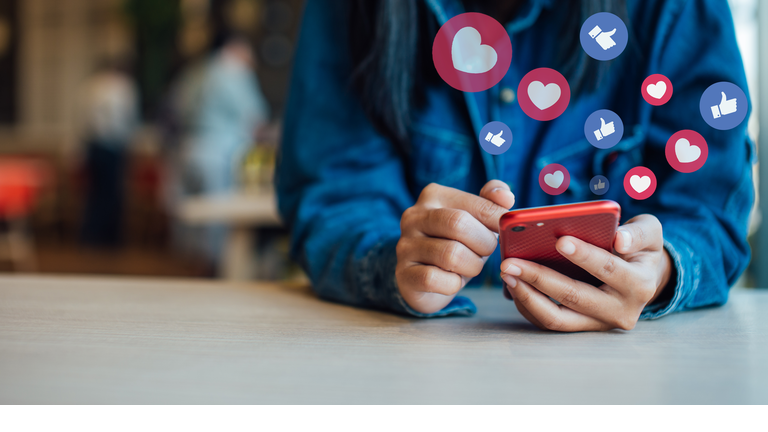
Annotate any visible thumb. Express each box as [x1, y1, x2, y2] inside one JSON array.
[[494, 130, 504, 138], [721, 92, 727, 104], [600, 118, 606, 128], [479, 180, 515, 210], [603, 28, 617, 37]]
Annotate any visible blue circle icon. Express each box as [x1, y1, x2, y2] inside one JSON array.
[[479, 121, 512, 155], [580, 13, 628, 61], [589, 175, 610, 196], [699, 82, 748, 131], [585, 109, 623, 149]]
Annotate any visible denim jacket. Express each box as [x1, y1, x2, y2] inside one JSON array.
[[276, 0, 754, 319]]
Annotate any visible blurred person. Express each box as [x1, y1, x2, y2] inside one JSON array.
[[80, 59, 139, 248], [276, 0, 754, 331], [167, 33, 269, 269]]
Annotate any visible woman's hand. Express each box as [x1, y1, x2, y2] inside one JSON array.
[[501, 214, 673, 332], [397, 181, 515, 314]]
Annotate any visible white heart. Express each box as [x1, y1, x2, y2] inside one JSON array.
[[544, 170, 564, 189], [646, 81, 667, 99], [451, 27, 498, 74], [674, 138, 701, 163], [527, 81, 561, 110], [630, 175, 651, 193]]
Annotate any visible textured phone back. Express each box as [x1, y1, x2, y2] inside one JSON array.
[[501, 212, 618, 286]]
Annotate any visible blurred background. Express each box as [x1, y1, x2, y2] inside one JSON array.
[[0, 0, 766, 287]]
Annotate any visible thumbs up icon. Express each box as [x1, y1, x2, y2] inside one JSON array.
[[593, 118, 616, 141], [711, 92, 738, 119], [594, 178, 605, 190], [589, 25, 617, 51], [485, 130, 506, 147]]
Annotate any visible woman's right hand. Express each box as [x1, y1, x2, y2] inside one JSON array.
[[396, 181, 515, 314]]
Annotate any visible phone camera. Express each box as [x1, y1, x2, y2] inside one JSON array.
[[512, 226, 526, 232]]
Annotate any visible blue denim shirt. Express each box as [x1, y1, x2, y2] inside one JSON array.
[[276, 0, 754, 319]]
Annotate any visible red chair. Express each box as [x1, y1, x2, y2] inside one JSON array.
[[0, 159, 47, 271]]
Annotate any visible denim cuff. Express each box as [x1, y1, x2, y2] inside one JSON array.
[[361, 236, 477, 318], [639, 235, 698, 320]]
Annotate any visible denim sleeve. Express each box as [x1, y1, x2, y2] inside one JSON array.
[[631, 0, 755, 319], [275, 0, 475, 317]]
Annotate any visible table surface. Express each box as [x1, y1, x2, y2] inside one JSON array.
[[176, 189, 281, 226], [1, 275, 766, 404]]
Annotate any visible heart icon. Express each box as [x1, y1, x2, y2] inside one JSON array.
[[630, 175, 651, 193], [544, 170, 564, 188], [674, 138, 700, 163], [646, 81, 667, 99], [451, 27, 498, 74], [527, 81, 561, 110]]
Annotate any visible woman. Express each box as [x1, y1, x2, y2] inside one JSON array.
[[276, 0, 753, 331]]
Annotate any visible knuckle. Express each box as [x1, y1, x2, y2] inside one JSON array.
[[440, 242, 462, 272], [395, 237, 409, 258], [421, 183, 441, 200], [419, 267, 441, 292], [400, 207, 417, 229], [475, 199, 500, 223], [559, 285, 581, 308], [445, 209, 470, 232], [542, 315, 565, 332], [614, 315, 637, 331], [600, 255, 618, 277]]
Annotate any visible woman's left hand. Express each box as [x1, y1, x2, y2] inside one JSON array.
[[501, 214, 673, 332]]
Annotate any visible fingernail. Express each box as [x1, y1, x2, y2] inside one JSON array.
[[491, 187, 503, 193], [502, 274, 517, 288], [559, 239, 576, 255], [619, 228, 632, 249], [502, 263, 521, 276], [502, 283, 514, 300]]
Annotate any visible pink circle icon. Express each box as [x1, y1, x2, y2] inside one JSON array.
[[538, 163, 570, 195], [665, 130, 708, 173], [518, 68, 571, 121], [432, 13, 512, 93], [641, 74, 673, 106], [623, 167, 657, 200]]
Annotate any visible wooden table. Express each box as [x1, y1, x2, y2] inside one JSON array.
[[175, 190, 281, 280], [1, 275, 766, 404]]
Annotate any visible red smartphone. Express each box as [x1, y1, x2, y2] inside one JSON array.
[[499, 200, 621, 286]]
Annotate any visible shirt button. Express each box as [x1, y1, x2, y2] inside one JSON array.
[[500, 87, 516, 104]]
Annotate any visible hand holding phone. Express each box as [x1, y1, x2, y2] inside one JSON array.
[[499, 202, 673, 333]]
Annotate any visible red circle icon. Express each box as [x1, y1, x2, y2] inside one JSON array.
[[623, 167, 657, 200], [538, 163, 570, 195], [641, 74, 673, 106], [665, 130, 708, 173], [518, 68, 571, 121], [432, 13, 512, 93]]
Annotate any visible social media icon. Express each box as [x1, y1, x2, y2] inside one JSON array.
[[590, 175, 610, 196], [479, 121, 512, 155], [452, 27, 497, 74], [433, 13, 512, 92], [518, 68, 570, 121], [665, 130, 708, 173], [538, 163, 570, 195], [641, 74, 673, 106], [699, 82, 748, 130], [623, 167, 657, 200], [711, 92, 738, 118], [580, 13, 627, 61], [585, 109, 623, 149]]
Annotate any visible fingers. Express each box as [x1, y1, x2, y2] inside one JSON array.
[[399, 236, 485, 278], [421, 183, 510, 232], [479, 180, 515, 209], [502, 256, 624, 322], [397, 264, 462, 297], [614, 214, 663, 255], [403, 207, 498, 256], [507, 277, 607, 332]]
